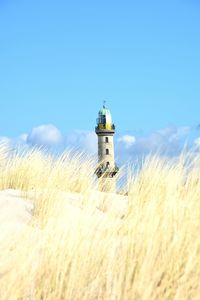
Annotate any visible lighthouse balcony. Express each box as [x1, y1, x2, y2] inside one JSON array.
[[95, 124, 115, 134]]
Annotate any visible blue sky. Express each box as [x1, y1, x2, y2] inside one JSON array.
[[0, 0, 200, 163]]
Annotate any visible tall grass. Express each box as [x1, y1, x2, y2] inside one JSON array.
[[0, 143, 200, 299]]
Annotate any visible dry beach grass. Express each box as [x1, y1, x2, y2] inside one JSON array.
[[0, 143, 200, 299]]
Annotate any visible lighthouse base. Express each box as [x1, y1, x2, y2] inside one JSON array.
[[98, 177, 116, 193]]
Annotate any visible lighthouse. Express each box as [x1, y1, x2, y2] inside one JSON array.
[[95, 102, 119, 192]]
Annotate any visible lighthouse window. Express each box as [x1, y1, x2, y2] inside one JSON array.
[[105, 137, 109, 143], [106, 149, 109, 155]]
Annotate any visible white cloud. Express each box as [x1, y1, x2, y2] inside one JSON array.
[[157, 126, 191, 143], [19, 134, 28, 142], [118, 135, 136, 148], [27, 124, 64, 147], [26, 126, 97, 154], [66, 130, 97, 154], [115, 126, 197, 164], [1, 124, 199, 166], [0, 136, 12, 144], [194, 137, 200, 147]]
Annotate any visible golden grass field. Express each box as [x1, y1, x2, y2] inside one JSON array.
[[0, 142, 200, 300]]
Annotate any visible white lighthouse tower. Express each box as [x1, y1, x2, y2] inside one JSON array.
[[95, 102, 118, 192]]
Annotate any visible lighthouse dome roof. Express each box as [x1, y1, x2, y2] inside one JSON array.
[[97, 104, 112, 124], [98, 105, 111, 116]]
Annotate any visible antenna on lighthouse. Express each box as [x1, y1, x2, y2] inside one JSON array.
[[103, 100, 106, 108]]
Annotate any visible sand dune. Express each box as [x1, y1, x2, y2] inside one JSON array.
[[0, 189, 127, 236]]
